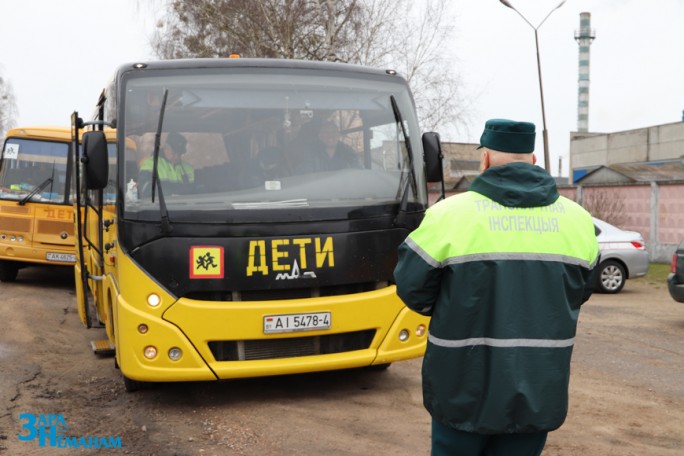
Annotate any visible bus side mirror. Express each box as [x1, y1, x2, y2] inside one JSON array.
[[422, 132, 444, 183], [82, 131, 109, 190]]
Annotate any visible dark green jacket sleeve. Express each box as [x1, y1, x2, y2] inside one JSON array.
[[581, 254, 600, 304], [394, 241, 442, 316]]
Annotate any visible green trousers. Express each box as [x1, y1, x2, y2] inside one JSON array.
[[431, 419, 548, 456]]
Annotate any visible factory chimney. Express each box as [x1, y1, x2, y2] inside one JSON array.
[[575, 12, 596, 132]]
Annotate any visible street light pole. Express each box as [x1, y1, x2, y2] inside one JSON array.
[[499, 0, 566, 174]]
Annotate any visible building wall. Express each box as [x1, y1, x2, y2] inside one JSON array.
[[440, 141, 480, 187], [606, 129, 649, 164], [650, 123, 684, 161], [570, 132, 608, 169], [570, 121, 684, 181]]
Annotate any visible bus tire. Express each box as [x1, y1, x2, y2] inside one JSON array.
[[366, 363, 391, 371], [123, 375, 147, 393], [0, 261, 19, 282]]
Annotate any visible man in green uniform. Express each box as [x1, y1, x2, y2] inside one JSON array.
[[394, 119, 599, 455]]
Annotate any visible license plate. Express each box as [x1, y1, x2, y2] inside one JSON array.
[[46, 252, 76, 263], [264, 312, 331, 334]]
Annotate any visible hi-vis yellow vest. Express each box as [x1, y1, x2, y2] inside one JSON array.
[[140, 157, 194, 184]]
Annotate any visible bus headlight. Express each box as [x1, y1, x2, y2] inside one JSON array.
[[416, 324, 426, 337], [398, 329, 410, 342], [147, 293, 161, 307], [143, 345, 157, 359]]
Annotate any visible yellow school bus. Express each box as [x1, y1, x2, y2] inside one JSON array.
[[0, 127, 77, 281], [73, 58, 445, 391]]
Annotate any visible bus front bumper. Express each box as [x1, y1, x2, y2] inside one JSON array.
[[116, 287, 428, 382]]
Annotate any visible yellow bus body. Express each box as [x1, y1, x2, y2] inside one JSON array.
[[74, 59, 437, 389], [76, 227, 428, 382], [110, 251, 426, 382], [0, 127, 76, 281]]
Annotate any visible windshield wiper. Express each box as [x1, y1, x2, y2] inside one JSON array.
[[390, 95, 418, 226], [151, 88, 172, 235], [18, 177, 53, 206], [19, 161, 56, 206]]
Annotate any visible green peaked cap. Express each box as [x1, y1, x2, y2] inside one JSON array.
[[478, 118, 536, 153]]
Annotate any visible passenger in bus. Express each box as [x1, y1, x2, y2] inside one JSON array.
[[294, 121, 360, 173], [257, 147, 290, 180], [238, 146, 290, 189], [138, 132, 195, 195]]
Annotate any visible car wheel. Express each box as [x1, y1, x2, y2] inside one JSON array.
[[0, 261, 19, 282], [596, 260, 626, 294]]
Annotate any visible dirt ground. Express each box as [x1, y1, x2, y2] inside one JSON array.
[[1, 266, 683, 455]]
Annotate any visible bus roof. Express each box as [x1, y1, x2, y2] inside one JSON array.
[[5, 126, 72, 142], [4, 127, 118, 143], [115, 58, 406, 81]]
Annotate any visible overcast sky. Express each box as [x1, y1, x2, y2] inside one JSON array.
[[1, 0, 683, 176]]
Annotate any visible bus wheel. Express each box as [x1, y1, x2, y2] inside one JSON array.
[[365, 363, 391, 371], [123, 375, 147, 393], [0, 261, 19, 282]]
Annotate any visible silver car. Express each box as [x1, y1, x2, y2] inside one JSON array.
[[593, 217, 649, 293]]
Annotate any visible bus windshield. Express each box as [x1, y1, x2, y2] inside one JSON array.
[[120, 69, 427, 220], [0, 137, 69, 204]]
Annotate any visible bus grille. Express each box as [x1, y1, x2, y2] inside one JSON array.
[[37, 220, 73, 236], [0, 206, 29, 214], [0, 218, 31, 232], [208, 330, 376, 361]]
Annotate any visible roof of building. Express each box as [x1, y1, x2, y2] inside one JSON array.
[[575, 161, 684, 184]]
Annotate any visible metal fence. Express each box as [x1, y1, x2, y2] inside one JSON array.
[[559, 182, 684, 263]]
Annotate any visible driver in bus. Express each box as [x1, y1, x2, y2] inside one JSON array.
[[294, 120, 360, 173]]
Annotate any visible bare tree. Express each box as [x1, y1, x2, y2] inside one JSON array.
[[581, 188, 626, 226], [0, 71, 18, 139], [151, 0, 364, 61], [149, 0, 469, 133]]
